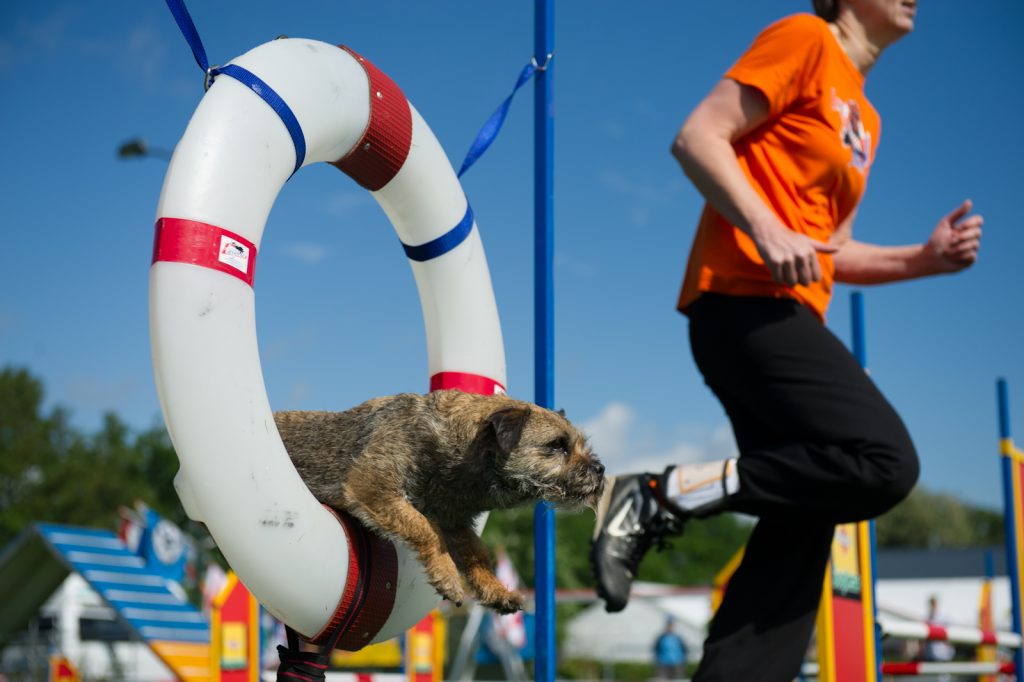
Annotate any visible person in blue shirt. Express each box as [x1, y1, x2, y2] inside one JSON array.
[[654, 617, 688, 680]]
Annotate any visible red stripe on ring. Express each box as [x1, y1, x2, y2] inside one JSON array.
[[430, 372, 506, 396], [331, 46, 412, 191], [152, 218, 257, 287]]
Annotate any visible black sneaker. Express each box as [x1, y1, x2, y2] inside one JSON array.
[[589, 473, 685, 612]]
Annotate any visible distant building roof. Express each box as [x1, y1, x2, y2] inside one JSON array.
[[876, 546, 1005, 579]]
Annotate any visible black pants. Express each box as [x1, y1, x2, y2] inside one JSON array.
[[686, 294, 919, 682]]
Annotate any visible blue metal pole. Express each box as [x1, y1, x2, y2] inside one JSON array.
[[997, 378, 1023, 678], [850, 291, 866, 368], [533, 1, 556, 680], [850, 291, 882, 680], [999, 378, 1013, 441]]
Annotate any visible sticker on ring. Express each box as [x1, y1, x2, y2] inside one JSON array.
[[219, 235, 252, 273]]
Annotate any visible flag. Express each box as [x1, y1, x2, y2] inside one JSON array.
[[116, 502, 146, 553], [491, 547, 527, 650], [202, 562, 229, 613]]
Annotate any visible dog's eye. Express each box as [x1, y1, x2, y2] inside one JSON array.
[[546, 437, 570, 456]]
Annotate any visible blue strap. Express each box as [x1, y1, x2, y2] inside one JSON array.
[[458, 56, 549, 178], [163, 0, 306, 174], [402, 204, 474, 262], [163, 0, 210, 73], [218, 65, 306, 173]]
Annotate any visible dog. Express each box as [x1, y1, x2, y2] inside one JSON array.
[[274, 390, 605, 614]]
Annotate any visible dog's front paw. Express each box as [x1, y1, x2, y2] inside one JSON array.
[[435, 581, 466, 607], [479, 587, 524, 615], [423, 558, 466, 607]]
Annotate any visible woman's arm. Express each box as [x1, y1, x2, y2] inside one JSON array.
[[833, 200, 983, 284], [671, 78, 837, 287]]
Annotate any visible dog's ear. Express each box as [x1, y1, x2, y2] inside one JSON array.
[[556, 407, 566, 418], [486, 406, 530, 455]]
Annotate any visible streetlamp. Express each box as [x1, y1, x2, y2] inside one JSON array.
[[117, 137, 172, 161]]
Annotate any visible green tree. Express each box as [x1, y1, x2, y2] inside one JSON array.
[[481, 505, 752, 590], [0, 367, 77, 544], [132, 422, 192, 527], [0, 366, 186, 547], [876, 487, 1004, 549], [38, 412, 160, 532], [636, 513, 752, 585]]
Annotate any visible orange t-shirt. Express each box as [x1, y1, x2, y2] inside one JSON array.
[[677, 13, 880, 321]]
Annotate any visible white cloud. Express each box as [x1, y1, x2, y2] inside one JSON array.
[[598, 169, 682, 203], [263, 325, 316, 361], [582, 401, 737, 476], [0, 40, 12, 72], [582, 402, 636, 462], [282, 242, 329, 264], [287, 380, 313, 404], [326, 191, 373, 217], [78, 23, 168, 88], [66, 374, 139, 409], [554, 251, 597, 278], [123, 25, 168, 86], [0, 7, 76, 70], [630, 206, 649, 228], [599, 118, 626, 140], [629, 98, 663, 121], [17, 7, 75, 51]]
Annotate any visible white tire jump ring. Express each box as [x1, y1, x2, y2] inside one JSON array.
[[149, 39, 506, 644]]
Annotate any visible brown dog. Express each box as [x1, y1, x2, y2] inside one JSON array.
[[274, 390, 605, 614]]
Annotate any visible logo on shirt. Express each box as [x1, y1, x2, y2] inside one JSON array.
[[831, 88, 872, 172]]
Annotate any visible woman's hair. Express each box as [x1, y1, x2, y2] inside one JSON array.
[[812, 0, 841, 22]]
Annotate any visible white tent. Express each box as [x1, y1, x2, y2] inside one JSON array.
[[875, 576, 1013, 631], [561, 575, 1017, 666], [562, 584, 711, 664]]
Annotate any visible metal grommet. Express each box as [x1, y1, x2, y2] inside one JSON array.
[[362, 143, 371, 151], [531, 52, 554, 72], [203, 65, 220, 92]]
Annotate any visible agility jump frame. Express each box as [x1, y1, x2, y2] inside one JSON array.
[[814, 297, 1024, 680]]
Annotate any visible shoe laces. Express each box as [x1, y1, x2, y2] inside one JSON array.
[[615, 486, 683, 569], [643, 475, 684, 549], [647, 509, 684, 552]]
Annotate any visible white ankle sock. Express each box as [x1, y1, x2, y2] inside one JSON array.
[[664, 459, 738, 513]]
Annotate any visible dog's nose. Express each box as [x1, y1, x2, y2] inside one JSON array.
[[591, 461, 605, 477]]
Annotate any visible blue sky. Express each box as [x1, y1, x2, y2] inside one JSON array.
[[1, 1, 1022, 510]]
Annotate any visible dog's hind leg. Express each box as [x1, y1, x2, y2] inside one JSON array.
[[445, 526, 523, 614]]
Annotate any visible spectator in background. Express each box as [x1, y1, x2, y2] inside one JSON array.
[[922, 594, 955, 664], [653, 617, 688, 680]]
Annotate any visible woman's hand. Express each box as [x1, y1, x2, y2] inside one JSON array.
[[751, 218, 839, 287], [923, 199, 983, 274]]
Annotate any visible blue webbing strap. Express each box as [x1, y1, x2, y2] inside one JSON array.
[[163, 0, 306, 174], [217, 64, 307, 173], [163, 0, 209, 73], [457, 55, 551, 178], [402, 204, 474, 262]]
